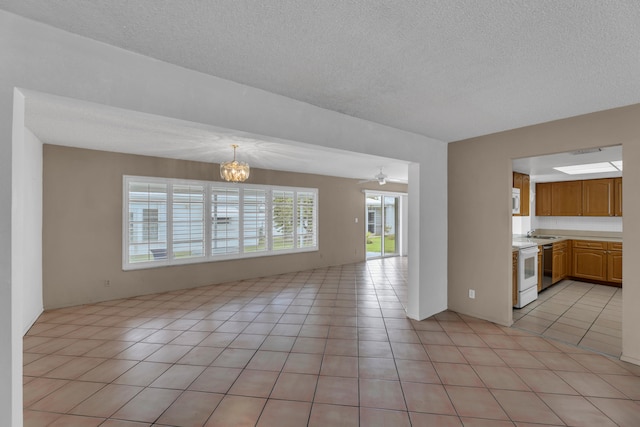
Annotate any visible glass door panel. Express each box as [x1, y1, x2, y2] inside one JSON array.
[[366, 194, 399, 259], [383, 196, 399, 256], [366, 195, 382, 258]]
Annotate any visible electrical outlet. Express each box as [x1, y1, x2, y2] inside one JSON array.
[[104, 280, 111, 287], [468, 289, 475, 299]]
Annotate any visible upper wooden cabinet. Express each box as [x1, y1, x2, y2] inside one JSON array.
[[535, 178, 622, 217], [615, 177, 623, 216], [512, 172, 530, 216], [513, 172, 522, 190], [521, 174, 530, 216], [551, 181, 583, 216], [583, 178, 614, 216], [536, 182, 552, 216]]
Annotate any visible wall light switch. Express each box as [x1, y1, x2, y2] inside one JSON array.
[[468, 289, 475, 299], [355, 217, 358, 223]]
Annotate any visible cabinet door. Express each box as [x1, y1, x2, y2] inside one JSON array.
[[607, 242, 622, 285], [551, 181, 583, 216], [521, 174, 530, 216], [513, 172, 523, 217], [513, 172, 523, 189], [552, 242, 568, 284], [607, 251, 622, 284], [512, 252, 518, 306], [536, 183, 552, 216], [572, 248, 607, 281], [537, 247, 543, 291], [582, 178, 614, 216], [615, 177, 622, 217]]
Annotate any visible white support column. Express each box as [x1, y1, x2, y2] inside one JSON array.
[[5, 89, 25, 427], [406, 154, 448, 320]]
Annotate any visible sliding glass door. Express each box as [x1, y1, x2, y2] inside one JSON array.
[[366, 193, 399, 259]]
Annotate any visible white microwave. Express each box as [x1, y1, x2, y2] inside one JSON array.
[[512, 188, 521, 214]]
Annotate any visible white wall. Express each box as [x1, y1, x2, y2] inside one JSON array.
[[17, 128, 43, 333], [533, 216, 623, 233], [0, 10, 448, 425], [512, 216, 532, 235]]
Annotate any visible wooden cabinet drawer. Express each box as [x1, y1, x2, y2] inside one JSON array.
[[572, 240, 607, 250], [608, 242, 622, 251], [553, 241, 568, 251]]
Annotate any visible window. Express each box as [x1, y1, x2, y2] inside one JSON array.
[[124, 176, 318, 269]]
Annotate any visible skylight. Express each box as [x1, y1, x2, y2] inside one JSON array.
[[554, 161, 622, 175]]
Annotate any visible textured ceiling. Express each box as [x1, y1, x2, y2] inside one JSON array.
[[3, 0, 640, 143]]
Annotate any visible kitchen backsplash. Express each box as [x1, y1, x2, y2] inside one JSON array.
[[512, 216, 532, 235], [532, 216, 622, 232]]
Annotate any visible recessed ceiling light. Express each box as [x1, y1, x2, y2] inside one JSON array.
[[553, 162, 618, 175], [611, 160, 623, 171]]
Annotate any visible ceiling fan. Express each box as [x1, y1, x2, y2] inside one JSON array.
[[358, 167, 390, 185]]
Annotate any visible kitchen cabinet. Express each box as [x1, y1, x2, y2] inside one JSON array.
[[583, 178, 614, 216], [572, 241, 607, 282], [512, 251, 518, 306], [607, 242, 623, 285], [552, 241, 568, 284], [536, 182, 552, 216], [521, 174, 530, 216], [614, 177, 623, 216], [536, 178, 622, 217], [513, 172, 522, 191], [551, 181, 583, 216], [513, 172, 530, 216], [572, 240, 621, 286], [537, 245, 543, 291]]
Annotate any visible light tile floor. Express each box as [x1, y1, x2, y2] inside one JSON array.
[[513, 280, 622, 357], [24, 257, 640, 426]]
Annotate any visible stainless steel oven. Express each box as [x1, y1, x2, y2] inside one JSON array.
[[541, 244, 553, 290]]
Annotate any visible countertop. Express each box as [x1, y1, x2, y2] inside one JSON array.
[[512, 233, 622, 252]]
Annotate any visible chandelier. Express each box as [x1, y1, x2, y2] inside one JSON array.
[[220, 144, 250, 182]]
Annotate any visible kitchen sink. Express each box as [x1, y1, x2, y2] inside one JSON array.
[[531, 236, 561, 239]]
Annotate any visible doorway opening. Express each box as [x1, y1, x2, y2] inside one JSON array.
[[365, 192, 403, 259], [510, 146, 623, 357]]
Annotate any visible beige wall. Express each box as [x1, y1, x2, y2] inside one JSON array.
[[448, 104, 640, 364], [43, 144, 407, 309]]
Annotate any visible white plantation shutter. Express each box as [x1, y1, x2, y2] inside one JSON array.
[[272, 190, 295, 250], [172, 184, 205, 259], [297, 191, 317, 248], [243, 189, 268, 253], [126, 181, 168, 264], [123, 176, 318, 270], [211, 186, 240, 255]]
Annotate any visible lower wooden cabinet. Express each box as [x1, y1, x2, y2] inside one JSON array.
[[552, 241, 568, 284], [537, 246, 543, 291], [572, 240, 622, 286], [512, 251, 518, 306], [608, 242, 623, 284]]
